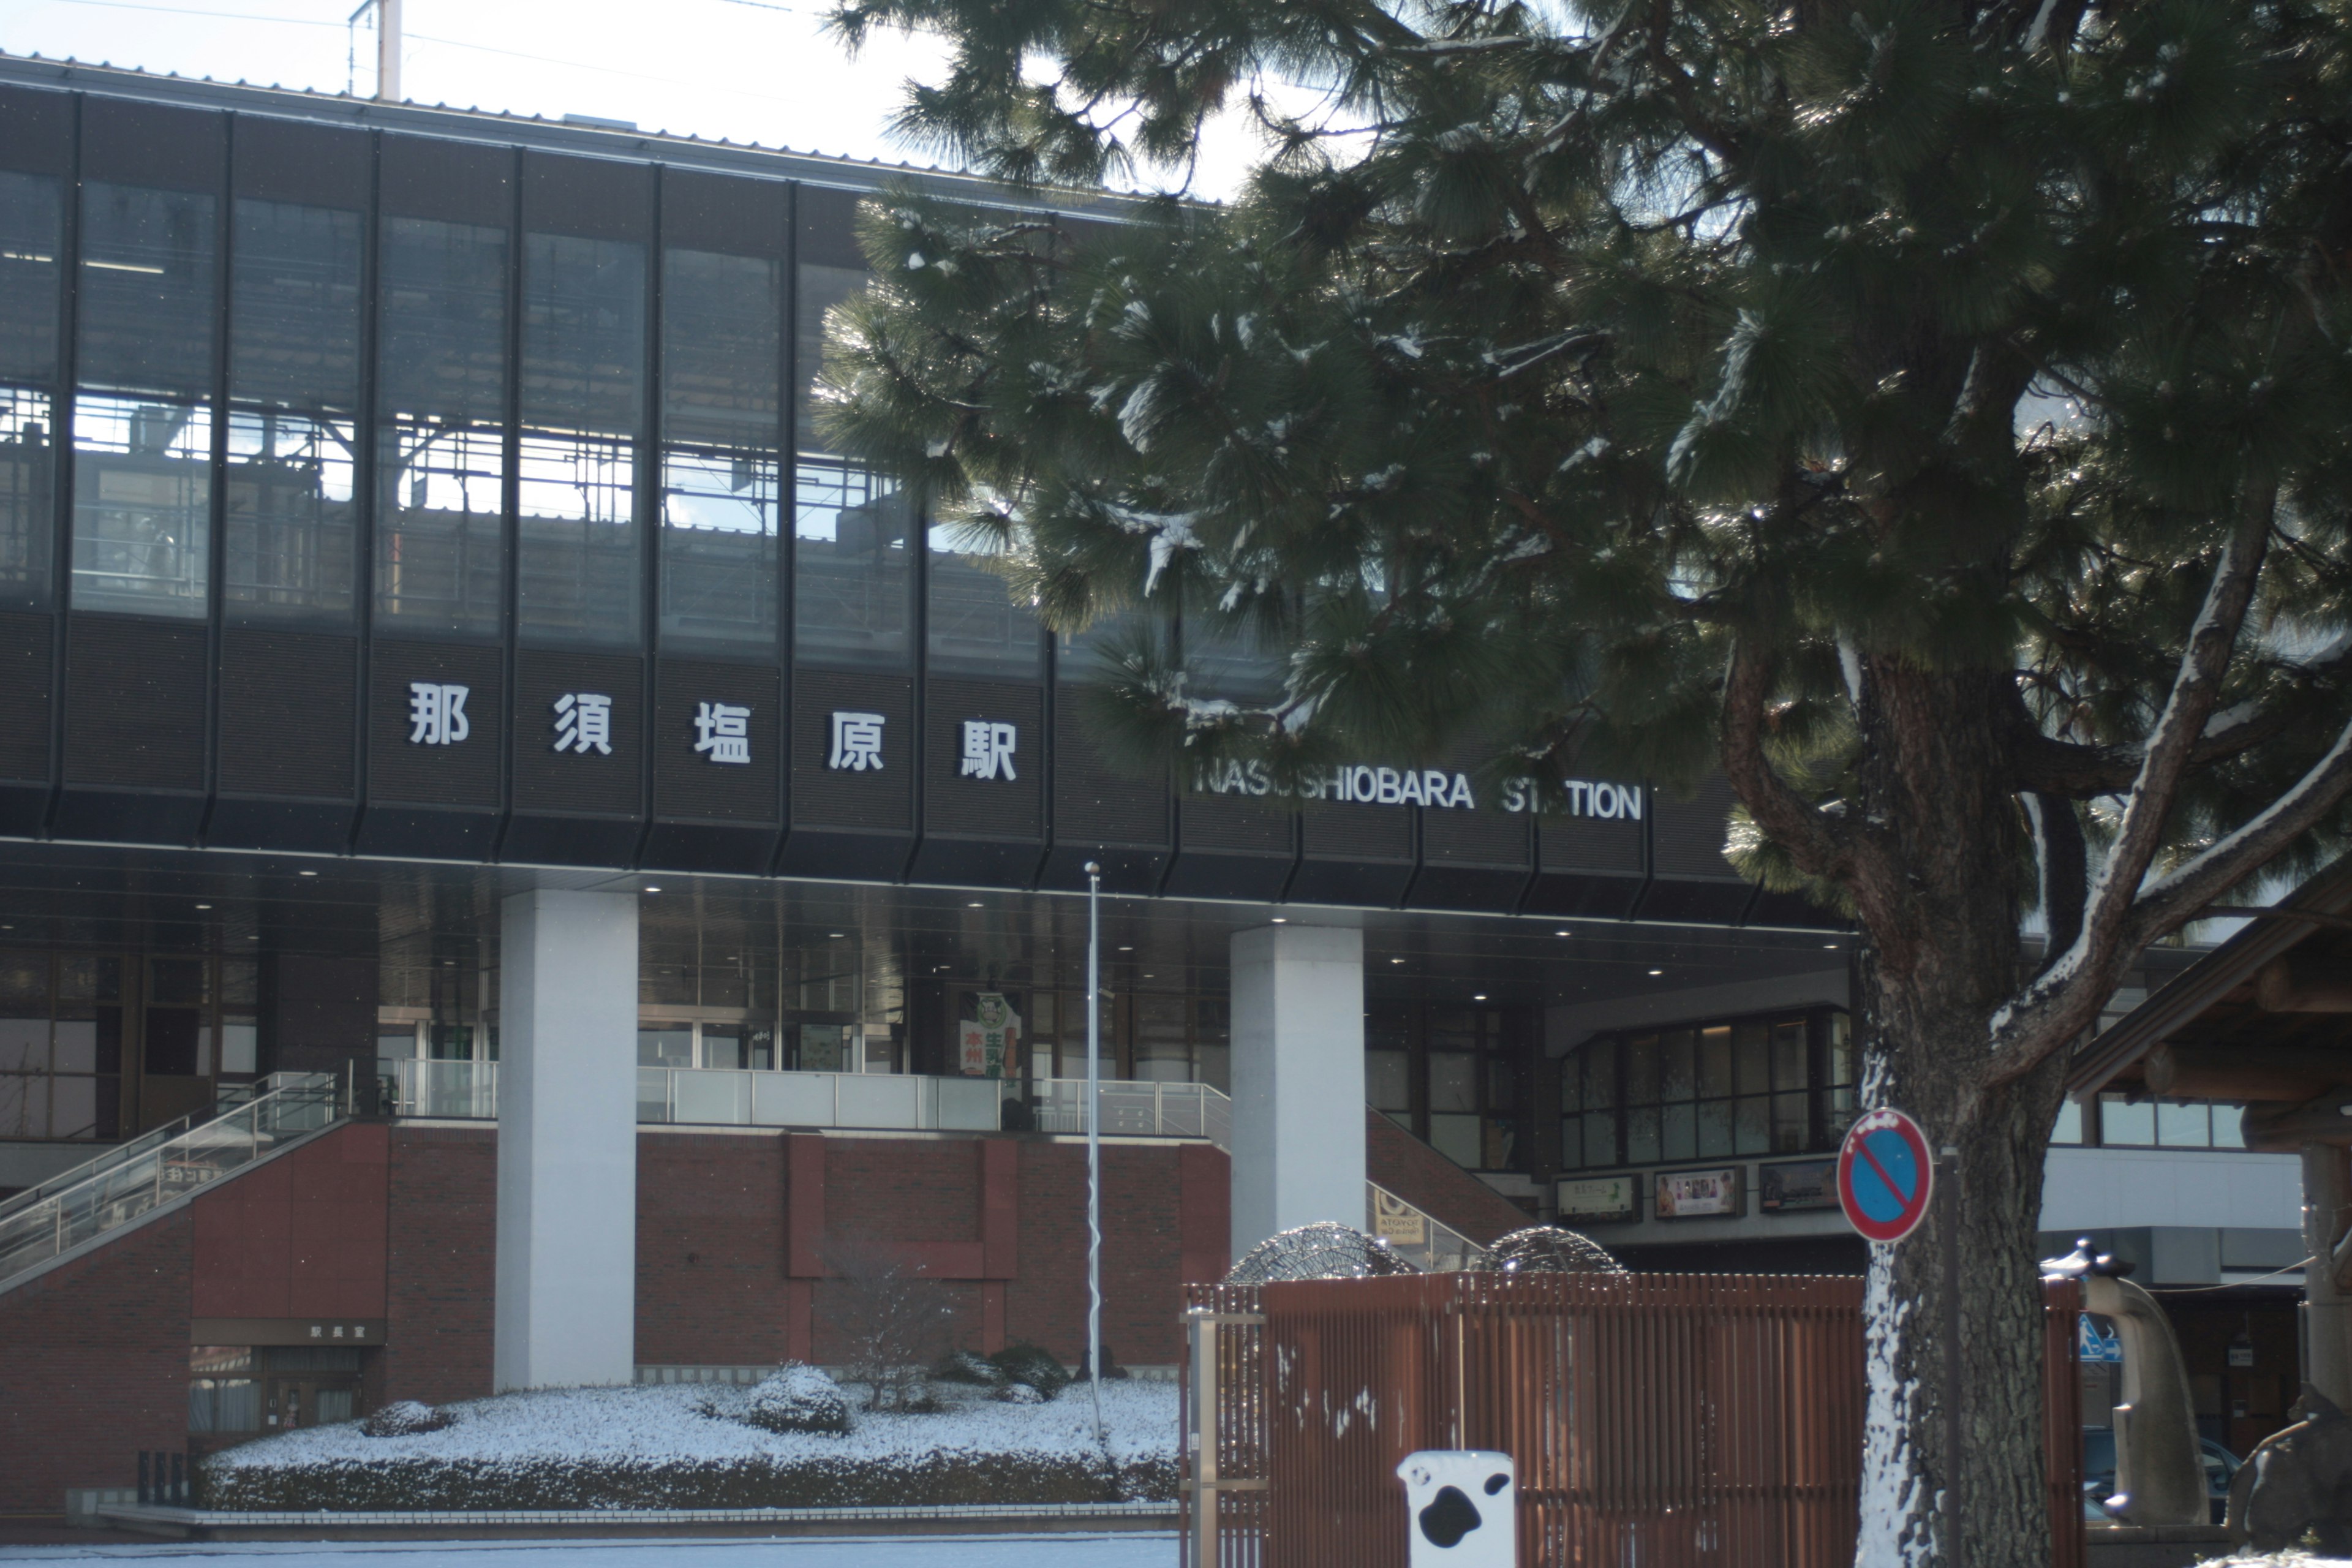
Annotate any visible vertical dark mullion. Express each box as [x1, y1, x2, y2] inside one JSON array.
[[902, 320, 929, 886], [634, 167, 662, 868], [493, 148, 524, 861], [769, 183, 798, 871], [201, 116, 234, 842], [348, 129, 382, 853], [45, 95, 83, 837]]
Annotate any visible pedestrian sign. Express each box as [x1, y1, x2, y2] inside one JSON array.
[[1836, 1108, 1936, 1244]]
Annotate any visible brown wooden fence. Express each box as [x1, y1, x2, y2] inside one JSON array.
[[1182, 1273, 2084, 1568]]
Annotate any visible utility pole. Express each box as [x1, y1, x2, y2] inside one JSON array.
[[1085, 861, 1106, 1444], [376, 0, 402, 102]]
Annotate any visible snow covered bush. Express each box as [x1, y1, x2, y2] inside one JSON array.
[[997, 1382, 1046, 1405], [197, 1381, 1180, 1511], [988, 1344, 1068, 1400], [739, 1365, 850, 1436], [823, 1240, 964, 1412], [933, 1350, 1003, 1387], [360, 1401, 450, 1438]]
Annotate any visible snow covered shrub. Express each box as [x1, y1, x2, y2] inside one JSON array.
[[988, 1344, 1068, 1400], [997, 1381, 1046, 1404], [740, 1365, 850, 1436], [933, 1350, 1003, 1386], [360, 1401, 450, 1438]]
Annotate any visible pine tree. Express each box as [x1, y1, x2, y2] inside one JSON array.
[[815, 1, 2352, 1562]]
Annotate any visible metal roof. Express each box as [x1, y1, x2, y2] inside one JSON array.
[[2063, 853, 2352, 1099], [0, 51, 1153, 220]]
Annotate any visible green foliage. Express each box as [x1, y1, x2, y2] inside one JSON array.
[[816, 0, 2352, 897]]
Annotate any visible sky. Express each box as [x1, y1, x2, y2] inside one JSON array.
[[0, 0, 1268, 197]]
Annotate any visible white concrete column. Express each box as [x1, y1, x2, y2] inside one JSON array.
[[1229, 924, 1365, 1257], [495, 888, 639, 1390]]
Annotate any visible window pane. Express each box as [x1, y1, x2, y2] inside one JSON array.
[[2099, 1093, 2155, 1147], [1429, 1051, 1476, 1114], [50, 1072, 97, 1139], [2157, 1100, 2211, 1148], [1583, 1044, 1617, 1110], [661, 247, 779, 652], [2051, 1098, 2083, 1145], [1581, 1109, 1617, 1167], [1134, 994, 1190, 1082], [1698, 1025, 1732, 1099], [0, 1017, 43, 1071], [1662, 1100, 1695, 1163], [1485, 1054, 1518, 1112], [376, 217, 507, 637], [1734, 1094, 1770, 1155], [794, 458, 912, 667], [1660, 1029, 1695, 1102], [0, 388, 55, 609], [1624, 1036, 1659, 1106], [1772, 1020, 1807, 1092], [226, 199, 363, 626], [0, 172, 61, 384], [1559, 1115, 1582, 1170], [637, 1027, 693, 1068], [518, 233, 644, 647], [1559, 1054, 1582, 1115], [2210, 1103, 2245, 1149], [0, 1072, 44, 1137], [1771, 1090, 1809, 1152], [1697, 1096, 1733, 1158], [1482, 1119, 1515, 1169], [1733, 1022, 1770, 1096], [929, 521, 1039, 677], [699, 1024, 748, 1071], [224, 410, 355, 623], [0, 175, 61, 609], [1428, 1112, 1480, 1168], [1826, 1011, 1853, 1085], [230, 200, 361, 410], [1366, 1048, 1411, 1112], [79, 183, 215, 399], [72, 394, 211, 616], [51, 1018, 95, 1072], [1625, 1106, 1660, 1165]]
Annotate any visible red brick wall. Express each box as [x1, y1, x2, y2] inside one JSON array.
[[635, 1131, 792, 1369], [1365, 1108, 1532, 1245], [192, 1123, 388, 1320], [0, 1208, 192, 1515], [378, 1125, 495, 1408]]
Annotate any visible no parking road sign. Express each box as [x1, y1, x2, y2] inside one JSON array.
[[1837, 1108, 1936, 1243]]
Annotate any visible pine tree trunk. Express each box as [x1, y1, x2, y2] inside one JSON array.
[[1845, 667, 2070, 1568]]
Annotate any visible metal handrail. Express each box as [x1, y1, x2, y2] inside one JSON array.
[[0, 1071, 325, 1224], [0, 1072, 342, 1289]]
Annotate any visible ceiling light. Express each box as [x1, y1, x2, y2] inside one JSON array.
[[1555, 930, 1570, 937], [1270, 917, 1287, 924], [1648, 968, 1664, 977], [1391, 958, 1404, 965], [968, 902, 984, 909], [1118, 946, 1133, 952], [1473, 993, 1487, 1001], [1824, 943, 1839, 949], [644, 886, 662, 894], [298, 869, 317, 877], [828, 932, 844, 939], [195, 903, 211, 910]]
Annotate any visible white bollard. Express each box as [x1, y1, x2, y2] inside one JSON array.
[[1396, 1450, 1515, 1567]]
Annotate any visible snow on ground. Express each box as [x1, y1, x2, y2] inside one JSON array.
[[209, 1379, 1176, 1472], [0, 1534, 1177, 1566]]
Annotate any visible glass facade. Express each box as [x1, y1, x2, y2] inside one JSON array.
[[375, 216, 507, 638], [0, 171, 59, 608], [517, 232, 643, 647], [74, 181, 216, 618], [660, 246, 781, 653], [1559, 1011, 1853, 1171], [794, 262, 911, 669], [225, 198, 362, 625]]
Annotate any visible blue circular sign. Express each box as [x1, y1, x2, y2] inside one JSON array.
[[1836, 1109, 1935, 1243]]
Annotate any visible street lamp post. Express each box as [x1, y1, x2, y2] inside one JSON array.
[[1085, 861, 1106, 1442]]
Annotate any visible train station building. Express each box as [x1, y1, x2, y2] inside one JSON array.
[[0, 56, 2301, 1515]]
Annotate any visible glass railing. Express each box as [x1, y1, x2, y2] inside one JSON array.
[[1367, 1180, 1491, 1273], [386, 1058, 1237, 1144], [1027, 1077, 1232, 1147], [0, 1072, 342, 1288]]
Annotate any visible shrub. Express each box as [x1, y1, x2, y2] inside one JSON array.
[[933, 1350, 1003, 1387], [988, 1344, 1069, 1401], [360, 1401, 450, 1438], [822, 1240, 964, 1412], [739, 1365, 850, 1436], [997, 1382, 1046, 1404]]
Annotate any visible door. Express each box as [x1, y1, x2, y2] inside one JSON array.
[[263, 1376, 361, 1431]]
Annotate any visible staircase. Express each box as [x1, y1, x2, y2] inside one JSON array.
[[0, 1072, 345, 1292]]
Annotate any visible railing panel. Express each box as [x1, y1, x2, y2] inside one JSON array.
[[671, 1068, 752, 1127], [752, 1070, 837, 1128], [835, 1072, 920, 1129], [935, 1075, 1003, 1131]]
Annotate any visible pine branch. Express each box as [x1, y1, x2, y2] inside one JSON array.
[[1720, 637, 1886, 911], [1983, 480, 2279, 1080]]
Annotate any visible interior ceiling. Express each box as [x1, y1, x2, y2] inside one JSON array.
[[0, 840, 1850, 1009]]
